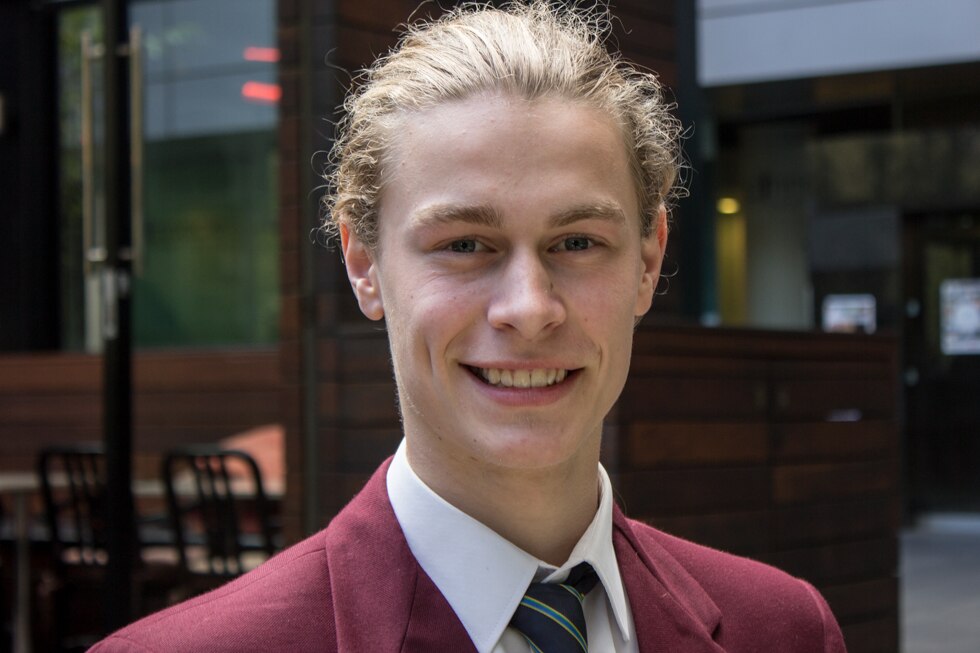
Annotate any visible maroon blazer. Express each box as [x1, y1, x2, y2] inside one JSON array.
[[90, 460, 846, 652]]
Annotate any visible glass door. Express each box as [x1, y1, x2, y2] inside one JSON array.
[[904, 212, 980, 512], [57, 0, 279, 352]]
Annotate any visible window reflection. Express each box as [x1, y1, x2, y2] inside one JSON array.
[[58, 0, 279, 350]]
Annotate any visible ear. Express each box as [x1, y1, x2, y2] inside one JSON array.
[[634, 204, 668, 317], [340, 223, 385, 321]]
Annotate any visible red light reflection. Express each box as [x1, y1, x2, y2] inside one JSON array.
[[243, 46, 280, 63], [242, 81, 281, 104]]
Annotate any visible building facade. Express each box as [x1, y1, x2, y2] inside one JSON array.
[[695, 0, 980, 513], [0, 1, 914, 649]]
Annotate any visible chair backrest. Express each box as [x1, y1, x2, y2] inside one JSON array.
[[38, 444, 108, 567], [162, 446, 277, 578]]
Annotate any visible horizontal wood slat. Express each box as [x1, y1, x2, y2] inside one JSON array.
[[644, 510, 770, 556], [774, 497, 901, 548], [822, 577, 899, 623], [621, 378, 767, 420], [772, 421, 895, 462], [0, 349, 278, 393], [840, 615, 899, 653], [773, 461, 899, 505], [626, 422, 768, 467], [0, 349, 279, 474], [317, 381, 399, 426], [0, 354, 100, 392], [769, 537, 898, 585], [0, 394, 101, 425], [632, 326, 898, 363], [618, 468, 770, 515], [772, 378, 896, 420]]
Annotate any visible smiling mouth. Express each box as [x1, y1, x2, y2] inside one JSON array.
[[467, 366, 570, 388]]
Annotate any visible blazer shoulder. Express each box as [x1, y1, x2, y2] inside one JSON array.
[[622, 517, 847, 652], [90, 461, 406, 653], [89, 531, 336, 653]]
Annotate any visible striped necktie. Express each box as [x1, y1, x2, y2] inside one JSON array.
[[510, 562, 599, 653]]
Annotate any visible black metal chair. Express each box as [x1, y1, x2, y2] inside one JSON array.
[[162, 446, 278, 596], [38, 445, 108, 570], [38, 445, 178, 652]]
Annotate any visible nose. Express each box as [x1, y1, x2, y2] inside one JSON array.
[[487, 250, 566, 339]]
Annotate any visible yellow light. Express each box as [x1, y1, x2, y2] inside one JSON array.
[[716, 197, 740, 215]]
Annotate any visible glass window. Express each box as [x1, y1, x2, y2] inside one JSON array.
[[58, 0, 279, 350]]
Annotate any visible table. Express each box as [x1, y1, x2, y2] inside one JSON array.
[[0, 473, 176, 653], [0, 470, 284, 653]]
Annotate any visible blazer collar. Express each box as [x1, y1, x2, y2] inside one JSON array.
[[325, 458, 723, 652]]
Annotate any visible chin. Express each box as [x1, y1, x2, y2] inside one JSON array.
[[474, 427, 595, 472]]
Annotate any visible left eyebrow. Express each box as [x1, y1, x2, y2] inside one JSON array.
[[549, 202, 628, 229]]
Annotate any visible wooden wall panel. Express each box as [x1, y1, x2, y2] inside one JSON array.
[[612, 325, 900, 653], [772, 421, 894, 462], [0, 349, 280, 474], [774, 497, 901, 547], [645, 511, 771, 556], [773, 461, 898, 505], [618, 468, 771, 515], [769, 537, 898, 585], [626, 422, 768, 466], [620, 378, 767, 420], [840, 615, 900, 653], [823, 577, 899, 623]]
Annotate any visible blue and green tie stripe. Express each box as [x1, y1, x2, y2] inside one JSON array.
[[509, 562, 598, 653], [519, 595, 588, 651]]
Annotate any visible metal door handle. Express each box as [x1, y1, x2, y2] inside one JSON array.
[[127, 25, 144, 277], [81, 31, 106, 276], [81, 27, 144, 277]]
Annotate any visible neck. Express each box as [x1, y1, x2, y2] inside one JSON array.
[[406, 441, 601, 566]]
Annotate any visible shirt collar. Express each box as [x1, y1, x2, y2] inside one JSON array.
[[386, 440, 632, 653]]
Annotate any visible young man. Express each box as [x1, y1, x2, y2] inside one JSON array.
[[92, 3, 846, 651]]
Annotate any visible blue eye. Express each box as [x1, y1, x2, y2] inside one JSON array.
[[561, 236, 592, 251], [449, 239, 479, 253]]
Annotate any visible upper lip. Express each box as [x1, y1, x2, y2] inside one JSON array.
[[463, 361, 577, 371]]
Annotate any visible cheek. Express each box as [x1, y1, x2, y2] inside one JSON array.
[[576, 272, 641, 325], [388, 279, 476, 354]]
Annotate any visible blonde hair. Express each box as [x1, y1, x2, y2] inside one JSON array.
[[322, 1, 684, 248]]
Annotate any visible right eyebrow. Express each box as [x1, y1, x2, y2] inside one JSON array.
[[410, 203, 502, 229]]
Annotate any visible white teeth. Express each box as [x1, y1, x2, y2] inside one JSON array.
[[476, 367, 570, 388]]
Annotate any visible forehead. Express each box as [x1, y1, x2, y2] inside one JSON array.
[[377, 93, 639, 230]]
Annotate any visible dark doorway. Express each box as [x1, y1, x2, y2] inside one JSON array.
[[904, 212, 980, 513]]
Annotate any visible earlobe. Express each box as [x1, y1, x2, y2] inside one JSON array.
[[340, 223, 385, 321], [634, 205, 668, 317]]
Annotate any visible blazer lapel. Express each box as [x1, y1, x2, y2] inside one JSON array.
[[613, 507, 725, 653], [401, 569, 477, 652], [326, 459, 475, 652]]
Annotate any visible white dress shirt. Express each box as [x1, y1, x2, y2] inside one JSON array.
[[387, 440, 639, 653]]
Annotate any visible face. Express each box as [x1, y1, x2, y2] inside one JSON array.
[[342, 93, 667, 484]]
